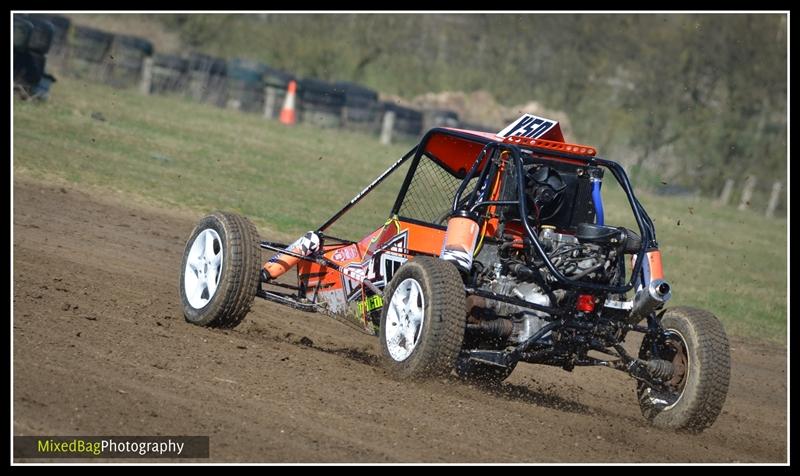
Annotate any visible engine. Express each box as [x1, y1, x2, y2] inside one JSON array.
[[470, 222, 640, 346], [539, 223, 640, 283], [460, 161, 643, 348]]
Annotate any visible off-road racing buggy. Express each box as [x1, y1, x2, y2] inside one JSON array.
[[179, 114, 730, 432]]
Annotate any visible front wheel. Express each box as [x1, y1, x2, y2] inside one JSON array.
[[379, 257, 466, 379], [179, 212, 261, 328], [637, 306, 731, 432]]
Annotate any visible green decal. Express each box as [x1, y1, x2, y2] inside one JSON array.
[[357, 295, 384, 314]]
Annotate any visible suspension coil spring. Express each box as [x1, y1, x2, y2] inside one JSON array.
[[645, 359, 674, 380]]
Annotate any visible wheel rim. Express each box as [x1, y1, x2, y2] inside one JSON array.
[[184, 228, 224, 309], [641, 329, 690, 411], [384, 278, 425, 362]]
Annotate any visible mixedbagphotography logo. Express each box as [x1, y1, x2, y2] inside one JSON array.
[[14, 436, 209, 459]]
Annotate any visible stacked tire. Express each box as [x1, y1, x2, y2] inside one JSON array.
[[226, 58, 267, 113], [14, 15, 56, 99], [67, 25, 114, 80], [186, 53, 228, 107], [26, 14, 70, 59], [381, 102, 424, 141], [13, 17, 34, 84], [422, 109, 460, 131], [149, 53, 189, 95], [335, 81, 380, 133], [297, 78, 345, 128], [106, 35, 153, 88]]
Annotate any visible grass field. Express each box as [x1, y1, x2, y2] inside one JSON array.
[[13, 76, 787, 344]]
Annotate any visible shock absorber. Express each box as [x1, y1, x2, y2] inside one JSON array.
[[645, 359, 675, 380]]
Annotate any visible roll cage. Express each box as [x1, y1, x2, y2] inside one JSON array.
[[305, 127, 658, 295]]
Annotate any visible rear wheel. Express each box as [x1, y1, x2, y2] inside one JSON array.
[[637, 306, 730, 432], [379, 257, 466, 379], [179, 212, 261, 328]]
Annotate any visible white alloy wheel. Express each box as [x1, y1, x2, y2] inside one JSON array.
[[384, 278, 426, 362], [183, 228, 224, 309], [378, 257, 466, 379]]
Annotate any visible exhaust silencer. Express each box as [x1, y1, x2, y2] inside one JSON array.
[[627, 279, 672, 324]]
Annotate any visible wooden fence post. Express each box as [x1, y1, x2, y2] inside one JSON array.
[[263, 86, 277, 119], [765, 181, 782, 218], [717, 178, 735, 206], [380, 110, 395, 145], [738, 175, 757, 211], [139, 57, 153, 95]]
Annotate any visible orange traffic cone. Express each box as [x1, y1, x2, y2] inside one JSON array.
[[279, 80, 297, 125]]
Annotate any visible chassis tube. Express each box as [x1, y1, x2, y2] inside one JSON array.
[[466, 148, 499, 209], [594, 157, 657, 247], [509, 320, 564, 362], [262, 232, 320, 279], [450, 144, 653, 293], [318, 145, 417, 232], [260, 242, 383, 295], [452, 143, 495, 211], [465, 286, 566, 316]]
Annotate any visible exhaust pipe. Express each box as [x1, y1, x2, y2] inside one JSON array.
[[627, 279, 671, 324]]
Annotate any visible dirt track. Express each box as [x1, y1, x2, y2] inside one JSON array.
[[12, 177, 787, 463]]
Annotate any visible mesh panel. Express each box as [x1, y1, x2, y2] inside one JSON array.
[[397, 155, 475, 226]]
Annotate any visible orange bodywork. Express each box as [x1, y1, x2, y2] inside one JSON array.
[[424, 128, 595, 175], [297, 220, 445, 323], [276, 126, 602, 329]]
